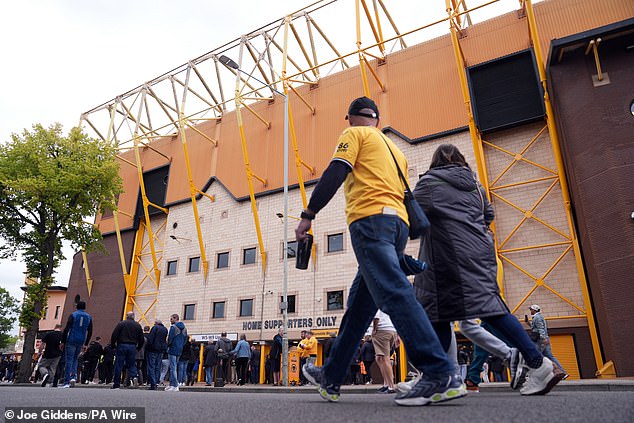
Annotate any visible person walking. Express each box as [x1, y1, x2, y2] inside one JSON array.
[[297, 97, 464, 406], [412, 143, 565, 396], [145, 319, 168, 390], [231, 334, 251, 386], [82, 337, 103, 384], [110, 311, 144, 389], [166, 314, 187, 392], [372, 310, 397, 394], [177, 338, 192, 386], [528, 305, 568, 378], [135, 326, 150, 385], [37, 324, 63, 387], [60, 301, 93, 388]]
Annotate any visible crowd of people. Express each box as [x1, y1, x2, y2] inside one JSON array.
[[27, 307, 264, 391]]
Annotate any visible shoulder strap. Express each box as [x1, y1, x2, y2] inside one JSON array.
[[381, 136, 414, 196]]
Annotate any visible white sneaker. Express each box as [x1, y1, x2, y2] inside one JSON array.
[[165, 386, 179, 392], [59, 384, 71, 389], [520, 357, 564, 395], [69, 379, 76, 388], [396, 373, 422, 393], [132, 377, 139, 388]]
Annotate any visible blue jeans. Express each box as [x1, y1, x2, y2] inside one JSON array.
[[205, 366, 214, 384], [536, 339, 566, 373], [113, 344, 138, 387], [177, 360, 188, 384], [146, 351, 162, 387], [168, 354, 179, 387], [322, 214, 451, 386], [64, 343, 82, 384]]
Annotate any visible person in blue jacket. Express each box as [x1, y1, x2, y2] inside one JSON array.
[[231, 334, 251, 385], [166, 314, 187, 392], [60, 301, 92, 388]]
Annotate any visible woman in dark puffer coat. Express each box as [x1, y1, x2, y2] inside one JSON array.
[[412, 144, 564, 396]]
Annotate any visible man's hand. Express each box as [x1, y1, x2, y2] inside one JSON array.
[[295, 218, 312, 242]]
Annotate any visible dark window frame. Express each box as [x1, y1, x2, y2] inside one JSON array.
[[239, 298, 254, 317], [216, 251, 230, 269], [326, 290, 344, 311], [188, 256, 200, 273], [212, 301, 226, 319], [327, 233, 344, 253], [243, 247, 257, 265], [183, 303, 196, 320], [166, 260, 178, 275]]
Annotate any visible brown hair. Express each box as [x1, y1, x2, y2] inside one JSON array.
[[429, 144, 469, 169]]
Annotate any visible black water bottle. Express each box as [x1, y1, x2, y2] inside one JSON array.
[[295, 234, 313, 270]]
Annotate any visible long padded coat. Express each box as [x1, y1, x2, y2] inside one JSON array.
[[412, 164, 508, 323]]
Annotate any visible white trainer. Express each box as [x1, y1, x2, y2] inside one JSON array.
[[520, 357, 564, 395]]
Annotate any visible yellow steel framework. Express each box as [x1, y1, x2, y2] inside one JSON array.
[[445, 0, 603, 371], [77, 0, 606, 372]]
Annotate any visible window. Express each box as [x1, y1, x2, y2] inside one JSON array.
[[54, 305, 60, 319], [166, 260, 178, 275], [240, 299, 254, 317], [327, 290, 344, 311], [212, 301, 225, 319], [327, 233, 344, 253], [243, 247, 256, 265], [285, 241, 298, 258], [183, 304, 196, 320], [188, 256, 200, 273], [217, 252, 229, 269], [281, 295, 296, 314], [43, 307, 48, 320]]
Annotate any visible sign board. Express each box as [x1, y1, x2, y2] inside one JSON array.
[[190, 333, 238, 343]]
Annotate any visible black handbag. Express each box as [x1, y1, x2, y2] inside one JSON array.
[[383, 138, 430, 239]]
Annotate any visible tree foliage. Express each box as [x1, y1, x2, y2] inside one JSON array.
[[0, 287, 19, 349], [0, 123, 122, 380]]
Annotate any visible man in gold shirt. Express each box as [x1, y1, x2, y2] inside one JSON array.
[[297, 97, 466, 406]]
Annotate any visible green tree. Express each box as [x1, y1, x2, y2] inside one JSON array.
[[0, 123, 122, 382], [0, 287, 19, 350]]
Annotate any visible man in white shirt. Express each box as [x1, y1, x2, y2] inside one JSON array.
[[373, 310, 398, 394]]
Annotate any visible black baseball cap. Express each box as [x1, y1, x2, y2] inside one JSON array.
[[345, 96, 379, 120]]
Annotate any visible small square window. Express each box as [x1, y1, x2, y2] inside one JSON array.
[[327, 290, 344, 311], [327, 233, 344, 253], [285, 241, 298, 259], [240, 299, 254, 317], [281, 295, 296, 314], [166, 260, 178, 275], [213, 301, 225, 319], [183, 304, 196, 320], [217, 252, 229, 269], [188, 257, 200, 273], [243, 247, 256, 265]]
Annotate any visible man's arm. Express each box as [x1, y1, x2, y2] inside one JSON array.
[[85, 319, 93, 346], [296, 161, 350, 240], [62, 314, 74, 344]]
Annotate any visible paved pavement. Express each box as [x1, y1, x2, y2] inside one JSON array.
[[1, 380, 633, 423]]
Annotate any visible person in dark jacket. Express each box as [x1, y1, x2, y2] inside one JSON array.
[[99, 343, 115, 384], [215, 332, 233, 383], [145, 319, 168, 390], [82, 337, 103, 384], [178, 339, 192, 386], [203, 340, 217, 386], [110, 311, 144, 389], [187, 342, 199, 386], [359, 335, 375, 384], [413, 144, 564, 396], [249, 345, 260, 384]]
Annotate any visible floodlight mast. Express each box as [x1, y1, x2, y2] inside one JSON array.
[[219, 55, 290, 386]]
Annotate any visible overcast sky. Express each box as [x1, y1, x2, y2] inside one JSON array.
[[0, 0, 516, 332]]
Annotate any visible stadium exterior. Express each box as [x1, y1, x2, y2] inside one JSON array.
[[62, 0, 634, 381]]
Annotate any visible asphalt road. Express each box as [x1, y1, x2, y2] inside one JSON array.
[[1, 386, 633, 423]]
